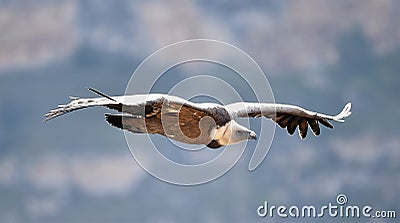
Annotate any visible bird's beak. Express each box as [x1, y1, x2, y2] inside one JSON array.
[[249, 131, 257, 140]]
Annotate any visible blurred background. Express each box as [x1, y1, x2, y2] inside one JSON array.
[[0, 0, 399, 222]]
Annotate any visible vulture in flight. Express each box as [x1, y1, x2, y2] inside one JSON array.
[[45, 88, 352, 148]]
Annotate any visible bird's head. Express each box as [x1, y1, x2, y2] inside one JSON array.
[[219, 120, 257, 145], [233, 128, 257, 141]]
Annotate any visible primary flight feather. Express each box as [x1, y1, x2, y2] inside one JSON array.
[[45, 88, 352, 148]]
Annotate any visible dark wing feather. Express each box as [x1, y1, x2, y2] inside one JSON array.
[[308, 119, 320, 136], [298, 118, 308, 139], [287, 116, 300, 135], [319, 119, 333, 129], [274, 114, 292, 128]]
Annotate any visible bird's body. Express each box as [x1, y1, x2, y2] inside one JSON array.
[[45, 88, 352, 148]]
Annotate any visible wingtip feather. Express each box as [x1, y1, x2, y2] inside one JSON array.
[[87, 87, 116, 102], [333, 102, 352, 121]]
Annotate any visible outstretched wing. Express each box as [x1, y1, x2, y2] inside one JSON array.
[[44, 88, 132, 121], [44, 88, 230, 145], [226, 102, 352, 139]]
